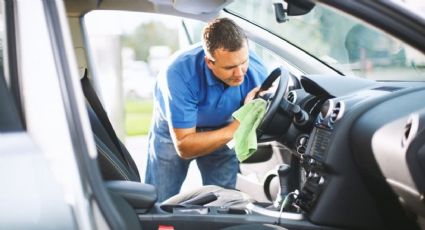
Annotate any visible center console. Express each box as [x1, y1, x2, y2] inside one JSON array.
[[293, 99, 343, 213], [138, 201, 313, 230], [295, 127, 330, 212]]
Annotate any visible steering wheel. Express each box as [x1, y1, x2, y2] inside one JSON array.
[[256, 66, 293, 142]]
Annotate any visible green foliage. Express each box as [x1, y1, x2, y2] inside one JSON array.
[[125, 99, 153, 136], [122, 22, 179, 61]]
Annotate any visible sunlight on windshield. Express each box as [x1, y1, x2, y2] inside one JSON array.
[[226, 0, 425, 81]]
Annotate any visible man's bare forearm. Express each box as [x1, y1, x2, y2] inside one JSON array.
[[173, 120, 239, 159]]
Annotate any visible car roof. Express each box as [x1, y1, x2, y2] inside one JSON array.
[[64, 0, 231, 20]]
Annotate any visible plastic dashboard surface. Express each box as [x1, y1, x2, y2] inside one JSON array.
[[372, 108, 425, 218], [296, 75, 425, 229]]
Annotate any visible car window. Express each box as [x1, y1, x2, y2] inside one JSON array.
[[84, 11, 204, 138], [226, 0, 425, 81], [250, 41, 302, 78], [181, 19, 204, 45]]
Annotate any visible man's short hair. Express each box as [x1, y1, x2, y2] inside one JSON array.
[[202, 18, 247, 61]]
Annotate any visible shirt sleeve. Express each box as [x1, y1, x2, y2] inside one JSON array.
[[159, 67, 198, 129]]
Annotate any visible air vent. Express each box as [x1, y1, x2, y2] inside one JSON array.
[[372, 86, 404, 92], [402, 114, 419, 148], [402, 121, 412, 147], [287, 91, 296, 103], [329, 101, 344, 123]]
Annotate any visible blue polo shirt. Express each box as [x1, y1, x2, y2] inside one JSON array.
[[153, 44, 267, 131]]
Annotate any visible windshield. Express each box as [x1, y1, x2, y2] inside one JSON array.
[[226, 0, 425, 81]]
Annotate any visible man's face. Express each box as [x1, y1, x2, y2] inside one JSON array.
[[205, 42, 249, 87]]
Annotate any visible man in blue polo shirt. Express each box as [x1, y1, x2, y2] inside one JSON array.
[[145, 18, 267, 201]]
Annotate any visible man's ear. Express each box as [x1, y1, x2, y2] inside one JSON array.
[[205, 56, 214, 70]]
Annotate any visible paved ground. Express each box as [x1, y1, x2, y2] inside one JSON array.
[[125, 135, 202, 192]]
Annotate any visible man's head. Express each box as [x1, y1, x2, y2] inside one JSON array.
[[202, 18, 249, 87]]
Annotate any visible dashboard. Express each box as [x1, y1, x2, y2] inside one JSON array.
[[280, 74, 425, 229]]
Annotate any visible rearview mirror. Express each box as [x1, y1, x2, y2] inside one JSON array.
[[285, 0, 315, 16], [274, 0, 315, 23]]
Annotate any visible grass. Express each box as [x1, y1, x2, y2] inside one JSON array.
[[125, 99, 153, 136]]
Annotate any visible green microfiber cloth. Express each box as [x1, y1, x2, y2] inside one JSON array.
[[232, 98, 267, 162]]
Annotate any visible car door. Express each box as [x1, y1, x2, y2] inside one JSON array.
[[0, 0, 127, 229], [0, 0, 78, 228]]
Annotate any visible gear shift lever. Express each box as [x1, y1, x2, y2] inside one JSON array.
[[274, 164, 291, 208], [274, 161, 299, 210]]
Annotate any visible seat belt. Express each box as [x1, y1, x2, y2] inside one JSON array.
[[80, 69, 136, 175]]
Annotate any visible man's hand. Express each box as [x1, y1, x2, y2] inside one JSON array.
[[244, 87, 260, 105], [244, 84, 278, 105]]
